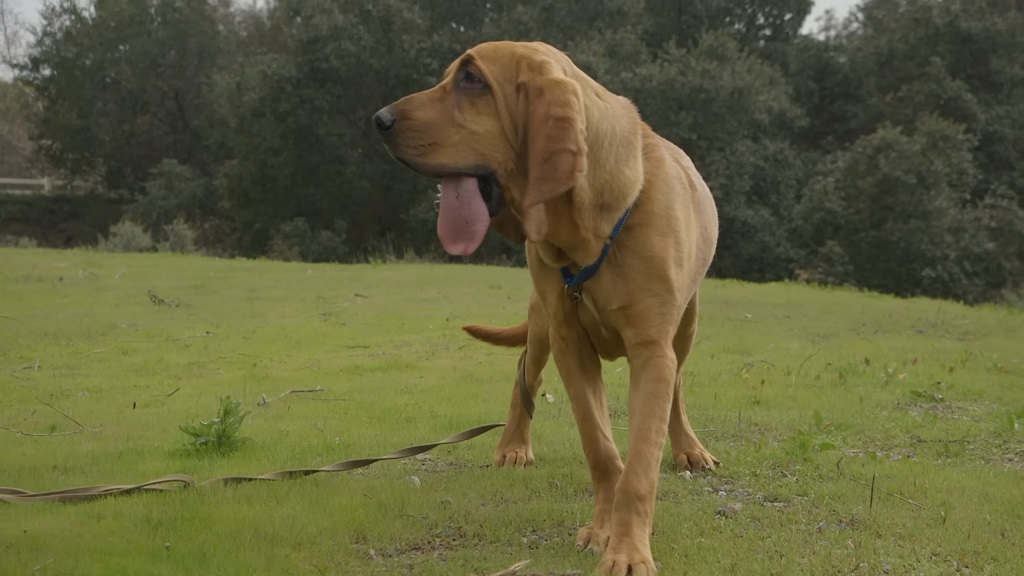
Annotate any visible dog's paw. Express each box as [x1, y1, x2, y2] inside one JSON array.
[[673, 447, 720, 472], [596, 539, 657, 576], [493, 443, 534, 468], [575, 523, 610, 554], [596, 552, 657, 576]]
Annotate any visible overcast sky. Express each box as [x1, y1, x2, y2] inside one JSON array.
[[7, 0, 40, 24], [8, 0, 862, 28], [805, 0, 863, 28]]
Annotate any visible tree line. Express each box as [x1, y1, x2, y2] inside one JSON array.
[[2, 0, 1023, 305]]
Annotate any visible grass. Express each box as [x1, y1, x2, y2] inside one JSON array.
[[1, 247, 1021, 576]]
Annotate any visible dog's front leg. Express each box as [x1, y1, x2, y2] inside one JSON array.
[[599, 339, 676, 576], [548, 310, 622, 554]]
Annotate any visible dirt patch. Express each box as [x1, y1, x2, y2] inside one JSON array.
[[474, 560, 582, 576], [841, 447, 918, 461], [501, 572, 583, 576], [519, 526, 577, 550], [989, 446, 1024, 470], [898, 401, 986, 421], [403, 453, 473, 474], [694, 475, 792, 510], [368, 525, 466, 562], [813, 514, 861, 533]]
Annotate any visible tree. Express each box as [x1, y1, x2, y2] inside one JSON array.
[[795, 115, 1010, 302], [0, 0, 34, 176], [0, 78, 34, 176], [21, 0, 222, 193], [623, 32, 808, 280], [0, 0, 24, 76], [805, 0, 1024, 203], [211, 0, 467, 257], [7, 0, 1022, 303], [642, 0, 813, 58]]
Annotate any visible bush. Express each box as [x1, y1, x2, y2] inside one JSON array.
[[129, 159, 215, 233], [0, 236, 39, 248], [97, 220, 154, 252], [178, 396, 251, 455], [266, 218, 310, 262], [0, 193, 125, 248], [267, 217, 348, 263], [795, 117, 991, 302], [156, 217, 198, 254]]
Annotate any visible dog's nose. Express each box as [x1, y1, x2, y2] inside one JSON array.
[[372, 108, 397, 134]]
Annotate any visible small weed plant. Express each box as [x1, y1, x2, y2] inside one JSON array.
[[178, 396, 251, 454]]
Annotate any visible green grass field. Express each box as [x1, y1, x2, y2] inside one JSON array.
[[1, 248, 1021, 576]]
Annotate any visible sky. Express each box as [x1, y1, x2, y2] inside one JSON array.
[[7, 0, 40, 24], [7, 0, 862, 28], [805, 0, 863, 29]]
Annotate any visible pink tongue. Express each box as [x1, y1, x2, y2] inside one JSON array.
[[437, 176, 490, 256]]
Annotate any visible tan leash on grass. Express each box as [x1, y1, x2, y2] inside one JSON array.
[[0, 422, 506, 504]]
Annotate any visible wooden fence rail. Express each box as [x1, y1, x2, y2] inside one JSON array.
[[0, 177, 71, 196]]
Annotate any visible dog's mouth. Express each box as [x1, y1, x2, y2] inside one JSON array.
[[382, 150, 505, 255], [435, 173, 504, 256], [437, 174, 503, 217]]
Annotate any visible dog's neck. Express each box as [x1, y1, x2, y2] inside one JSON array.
[[534, 86, 644, 269]]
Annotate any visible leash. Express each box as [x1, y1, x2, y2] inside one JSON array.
[[516, 347, 535, 420], [0, 422, 505, 504]]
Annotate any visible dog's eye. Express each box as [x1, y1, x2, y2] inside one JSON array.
[[458, 68, 487, 90]]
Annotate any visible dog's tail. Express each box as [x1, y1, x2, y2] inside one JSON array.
[[461, 321, 528, 347]]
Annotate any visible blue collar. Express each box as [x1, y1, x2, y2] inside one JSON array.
[[560, 206, 633, 290]]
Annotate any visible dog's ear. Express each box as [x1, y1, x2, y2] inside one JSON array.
[[516, 69, 586, 239]]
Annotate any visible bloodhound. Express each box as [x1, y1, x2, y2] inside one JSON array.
[[373, 41, 718, 576]]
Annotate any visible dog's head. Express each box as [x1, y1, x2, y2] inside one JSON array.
[[373, 41, 637, 256]]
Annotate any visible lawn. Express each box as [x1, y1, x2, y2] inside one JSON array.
[[1, 248, 1021, 576]]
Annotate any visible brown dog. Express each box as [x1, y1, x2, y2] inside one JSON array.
[[373, 41, 718, 576]]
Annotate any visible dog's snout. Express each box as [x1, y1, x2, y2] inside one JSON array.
[[372, 107, 397, 134]]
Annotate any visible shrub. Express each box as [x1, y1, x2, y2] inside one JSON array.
[[129, 159, 214, 232], [266, 218, 310, 262], [0, 236, 39, 248], [267, 217, 348, 262], [97, 219, 154, 252], [156, 217, 198, 254]]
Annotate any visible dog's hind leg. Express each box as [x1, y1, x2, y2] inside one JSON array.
[[668, 292, 719, 471], [493, 293, 550, 468]]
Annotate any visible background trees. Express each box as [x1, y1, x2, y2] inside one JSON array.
[[3, 0, 1022, 304]]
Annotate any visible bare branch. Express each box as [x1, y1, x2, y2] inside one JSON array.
[[836, 456, 926, 509], [484, 560, 533, 576], [257, 386, 325, 406], [847, 477, 926, 509], [0, 425, 86, 437], [36, 397, 86, 430], [7, 359, 40, 374]]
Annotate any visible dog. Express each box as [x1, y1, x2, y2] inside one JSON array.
[[373, 41, 719, 576]]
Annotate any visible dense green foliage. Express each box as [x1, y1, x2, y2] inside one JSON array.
[[6, 0, 1024, 303]]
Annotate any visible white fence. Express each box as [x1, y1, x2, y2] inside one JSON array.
[[0, 177, 70, 196]]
